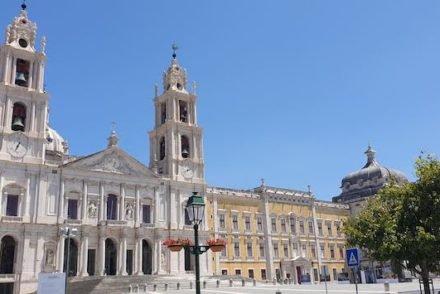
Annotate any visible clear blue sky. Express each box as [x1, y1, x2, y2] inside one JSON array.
[[2, 1, 439, 200]]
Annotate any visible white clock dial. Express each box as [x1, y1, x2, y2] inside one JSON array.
[[181, 162, 194, 179], [7, 132, 28, 158]]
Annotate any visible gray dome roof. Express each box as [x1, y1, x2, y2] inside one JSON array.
[[333, 146, 407, 203], [46, 127, 68, 155]]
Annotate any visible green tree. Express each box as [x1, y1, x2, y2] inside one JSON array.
[[344, 155, 440, 294]]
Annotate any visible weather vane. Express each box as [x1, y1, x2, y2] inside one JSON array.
[[172, 42, 179, 59]]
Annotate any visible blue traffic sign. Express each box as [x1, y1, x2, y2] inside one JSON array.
[[346, 248, 360, 268]]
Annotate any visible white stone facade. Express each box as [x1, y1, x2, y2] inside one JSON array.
[[0, 7, 210, 294]]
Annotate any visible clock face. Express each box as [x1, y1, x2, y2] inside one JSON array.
[[181, 162, 194, 179], [7, 132, 28, 158]]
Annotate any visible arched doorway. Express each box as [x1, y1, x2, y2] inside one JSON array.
[[63, 238, 78, 277], [142, 240, 152, 274], [105, 239, 117, 275], [0, 236, 16, 274]]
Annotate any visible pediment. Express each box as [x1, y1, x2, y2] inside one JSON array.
[[64, 147, 157, 178]]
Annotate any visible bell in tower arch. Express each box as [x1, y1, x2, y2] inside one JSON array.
[[12, 116, 25, 131], [15, 72, 27, 86]]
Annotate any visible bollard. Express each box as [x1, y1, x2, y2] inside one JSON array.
[[216, 280, 220, 288], [253, 279, 256, 286], [203, 280, 207, 289], [384, 282, 390, 292], [275, 290, 282, 294], [164, 283, 168, 291], [189, 281, 193, 289], [229, 279, 233, 287], [144, 283, 148, 293], [129, 285, 133, 293], [242, 279, 245, 287], [153, 284, 157, 292], [177, 282, 180, 290], [134, 284, 139, 293], [273, 278, 276, 285]]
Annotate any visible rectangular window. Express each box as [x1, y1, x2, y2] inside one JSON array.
[[6, 194, 18, 216], [273, 242, 279, 258], [259, 243, 265, 258], [318, 222, 323, 236], [271, 217, 277, 232], [311, 244, 316, 258], [257, 216, 263, 232], [330, 245, 335, 259], [234, 242, 240, 257], [232, 215, 239, 231], [281, 218, 286, 233], [339, 246, 344, 259], [290, 217, 296, 234], [184, 209, 191, 225], [245, 216, 251, 231], [219, 214, 225, 229], [261, 269, 267, 280], [142, 205, 151, 223], [333, 268, 337, 281], [283, 243, 288, 258], [160, 103, 167, 124], [248, 269, 254, 279], [235, 269, 241, 276], [308, 221, 314, 234], [247, 242, 253, 257], [320, 245, 325, 258], [327, 222, 333, 237], [336, 223, 342, 237], [222, 269, 228, 275], [292, 243, 298, 257], [301, 244, 307, 257], [300, 220, 305, 234], [67, 199, 78, 219]]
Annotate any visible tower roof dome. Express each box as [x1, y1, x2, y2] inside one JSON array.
[[46, 127, 68, 155], [333, 146, 407, 203]]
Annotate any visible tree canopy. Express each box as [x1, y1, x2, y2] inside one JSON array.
[[344, 155, 440, 293]]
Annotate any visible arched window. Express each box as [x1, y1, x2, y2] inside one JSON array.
[[159, 137, 165, 160], [179, 100, 188, 122], [0, 236, 16, 274], [107, 194, 118, 220], [11, 103, 26, 132], [15, 59, 30, 87], [181, 135, 190, 158]]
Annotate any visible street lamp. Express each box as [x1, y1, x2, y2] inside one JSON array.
[[185, 192, 206, 294], [60, 226, 77, 294]]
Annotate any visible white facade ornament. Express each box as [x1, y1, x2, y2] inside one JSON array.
[[125, 202, 134, 220], [88, 201, 98, 218]]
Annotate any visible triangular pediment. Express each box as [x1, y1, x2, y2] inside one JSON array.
[[64, 147, 157, 178]]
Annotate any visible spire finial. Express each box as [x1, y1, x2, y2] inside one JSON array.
[[107, 122, 119, 148], [111, 121, 116, 134], [21, 0, 27, 10], [171, 42, 179, 59]]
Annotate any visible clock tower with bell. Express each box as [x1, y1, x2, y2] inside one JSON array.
[[149, 46, 204, 183], [0, 3, 52, 163]]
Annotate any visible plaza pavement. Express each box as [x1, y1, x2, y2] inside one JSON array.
[[133, 279, 439, 294]]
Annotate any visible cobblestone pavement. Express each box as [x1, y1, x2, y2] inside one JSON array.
[[131, 279, 439, 294]]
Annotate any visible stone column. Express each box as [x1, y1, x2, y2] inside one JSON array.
[[57, 234, 66, 272], [28, 61, 33, 90], [58, 180, 65, 221], [99, 182, 105, 221], [0, 174, 4, 218], [135, 186, 140, 226], [82, 180, 88, 221], [30, 102, 36, 132], [119, 229, 127, 275], [98, 230, 105, 276], [80, 233, 89, 277], [10, 57, 16, 85], [134, 235, 143, 275], [24, 175, 31, 218], [120, 184, 125, 221], [169, 189, 176, 229]]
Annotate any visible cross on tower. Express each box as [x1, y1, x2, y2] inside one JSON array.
[[172, 43, 179, 59]]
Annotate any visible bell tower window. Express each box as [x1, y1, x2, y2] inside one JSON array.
[[181, 135, 190, 158], [11, 103, 26, 132], [159, 137, 166, 160], [179, 100, 188, 123], [15, 59, 30, 87], [160, 103, 167, 124]]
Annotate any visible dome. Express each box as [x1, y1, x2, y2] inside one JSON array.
[[45, 127, 68, 155], [333, 146, 407, 203]]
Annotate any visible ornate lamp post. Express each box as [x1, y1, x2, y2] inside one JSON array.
[[185, 192, 206, 294], [60, 226, 77, 294]]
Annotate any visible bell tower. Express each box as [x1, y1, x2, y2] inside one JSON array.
[[149, 46, 204, 183], [0, 3, 49, 163]]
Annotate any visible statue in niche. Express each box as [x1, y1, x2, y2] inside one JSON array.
[[45, 248, 54, 266], [125, 202, 134, 220], [88, 201, 97, 218]]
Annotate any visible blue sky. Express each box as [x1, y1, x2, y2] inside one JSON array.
[[1, 1, 439, 200]]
